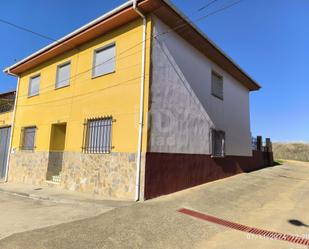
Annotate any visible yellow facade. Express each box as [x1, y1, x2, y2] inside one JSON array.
[[12, 18, 152, 154], [0, 111, 12, 128]]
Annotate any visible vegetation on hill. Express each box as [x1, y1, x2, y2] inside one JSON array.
[[272, 143, 309, 162]]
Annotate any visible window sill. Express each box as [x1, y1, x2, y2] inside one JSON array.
[[27, 93, 39, 98], [211, 155, 225, 158], [83, 152, 111, 154], [91, 70, 116, 80], [211, 93, 223, 101], [20, 149, 35, 152], [45, 180, 60, 185], [55, 84, 70, 90]]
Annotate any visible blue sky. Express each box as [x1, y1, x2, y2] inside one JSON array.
[[0, 0, 308, 142]]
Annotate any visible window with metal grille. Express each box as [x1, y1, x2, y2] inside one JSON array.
[[211, 71, 223, 100], [28, 75, 40, 97], [92, 43, 116, 78], [21, 126, 36, 150], [82, 117, 113, 153], [211, 129, 225, 157], [56, 61, 71, 88]]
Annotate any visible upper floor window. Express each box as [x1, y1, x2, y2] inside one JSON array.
[[56, 62, 71, 88], [211, 129, 225, 157], [21, 126, 37, 150], [92, 43, 116, 78], [211, 71, 223, 100], [28, 75, 40, 97]]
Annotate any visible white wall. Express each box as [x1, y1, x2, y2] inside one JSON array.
[[148, 16, 252, 156]]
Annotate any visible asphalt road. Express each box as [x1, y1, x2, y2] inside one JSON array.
[[1, 160, 309, 249]]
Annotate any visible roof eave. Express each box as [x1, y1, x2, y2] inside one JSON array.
[[3, 0, 134, 76], [161, 0, 261, 91], [3, 0, 261, 91]]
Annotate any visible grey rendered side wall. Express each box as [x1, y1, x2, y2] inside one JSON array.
[[148, 17, 213, 155], [148, 16, 252, 156]]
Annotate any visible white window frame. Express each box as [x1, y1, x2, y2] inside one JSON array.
[[28, 74, 40, 97], [55, 61, 71, 89], [211, 71, 224, 100], [92, 42, 116, 78]]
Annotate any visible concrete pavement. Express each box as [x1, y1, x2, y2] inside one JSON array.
[[0, 183, 132, 240], [0, 182, 132, 207], [0, 161, 309, 248]]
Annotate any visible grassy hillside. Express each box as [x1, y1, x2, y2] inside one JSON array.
[[273, 143, 309, 162]]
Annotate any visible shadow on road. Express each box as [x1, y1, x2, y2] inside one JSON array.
[[288, 219, 309, 228]]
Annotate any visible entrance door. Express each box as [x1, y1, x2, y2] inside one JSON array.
[[46, 123, 66, 182], [0, 126, 11, 180]]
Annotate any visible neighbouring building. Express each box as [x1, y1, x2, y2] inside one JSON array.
[[0, 91, 15, 181], [3, 0, 271, 200]]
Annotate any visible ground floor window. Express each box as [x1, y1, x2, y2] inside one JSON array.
[[20, 126, 37, 150], [82, 116, 113, 153], [211, 129, 225, 157]]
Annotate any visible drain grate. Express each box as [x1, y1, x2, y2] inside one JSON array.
[[178, 208, 309, 246]]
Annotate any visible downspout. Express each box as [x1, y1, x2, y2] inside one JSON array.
[[4, 69, 20, 182], [132, 0, 147, 201]]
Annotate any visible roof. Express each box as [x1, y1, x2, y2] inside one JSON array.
[[3, 0, 260, 91], [0, 90, 16, 98]]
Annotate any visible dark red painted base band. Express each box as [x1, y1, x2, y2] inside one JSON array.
[[178, 208, 309, 246], [144, 150, 273, 199]]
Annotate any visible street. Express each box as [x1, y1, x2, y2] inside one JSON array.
[[0, 161, 308, 248]]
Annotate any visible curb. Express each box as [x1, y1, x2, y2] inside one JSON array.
[[0, 188, 61, 202], [0, 188, 133, 209], [0, 188, 93, 206]]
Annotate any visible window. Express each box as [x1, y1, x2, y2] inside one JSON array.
[[82, 117, 113, 153], [211, 129, 225, 157], [21, 126, 36, 150], [56, 62, 71, 88], [92, 43, 116, 78], [28, 75, 40, 97], [211, 71, 223, 100]]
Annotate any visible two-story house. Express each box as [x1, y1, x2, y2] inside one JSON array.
[[4, 0, 265, 200]]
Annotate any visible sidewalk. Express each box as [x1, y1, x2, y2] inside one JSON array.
[[0, 182, 134, 240], [0, 182, 133, 208]]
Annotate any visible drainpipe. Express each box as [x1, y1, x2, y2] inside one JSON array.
[[132, 0, 147, 201], [4, 69, 20, 182]]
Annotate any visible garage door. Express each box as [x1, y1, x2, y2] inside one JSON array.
[[0, 127, 11, 180]]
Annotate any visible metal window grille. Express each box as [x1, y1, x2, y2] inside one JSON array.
[[21, 126, 36, 150], [211, 129, 225, 157], [82, 116, 113, 153]]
